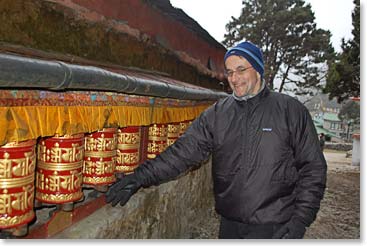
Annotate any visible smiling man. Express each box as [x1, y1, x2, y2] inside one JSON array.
[[106, 41, 327, 239], [224, 41, 263, 99]]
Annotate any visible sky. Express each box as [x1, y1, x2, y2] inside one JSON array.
[[170, 0, 356, 53]]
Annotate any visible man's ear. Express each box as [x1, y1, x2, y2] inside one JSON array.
[[256, 72, 261, 82]]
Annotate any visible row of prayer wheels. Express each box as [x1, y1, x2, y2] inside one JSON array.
[[0, 121, 191, 236]]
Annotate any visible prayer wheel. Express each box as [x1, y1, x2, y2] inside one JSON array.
[[179, 120, 191, 136], [116, 126, 141, 174], [35, 134, 84, 210], [83, 128, 117, 191], [167, 123, 180, 146], [147, 124, 168, 160], [0, 140, 36, 236]]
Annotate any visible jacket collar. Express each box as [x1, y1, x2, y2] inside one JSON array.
[[232, 81, 270, 105]]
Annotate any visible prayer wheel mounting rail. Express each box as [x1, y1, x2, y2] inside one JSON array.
[[0, 53, 227, 101]]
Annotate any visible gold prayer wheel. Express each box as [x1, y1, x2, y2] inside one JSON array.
[[0, 140, 36, 234], [35, 134, 84, 206], [147, 123, 168, 160], [167, 123, 180, 146], [116, 126, 141, 174], [83, 128, 117, 188]]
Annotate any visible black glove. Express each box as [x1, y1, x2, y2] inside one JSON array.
[[272, 217, 307, 239], [105, 174, 142, 207]]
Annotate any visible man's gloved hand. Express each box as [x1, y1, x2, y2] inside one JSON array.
[[105, 174, 141, 207], [272, 217, 307, 239]]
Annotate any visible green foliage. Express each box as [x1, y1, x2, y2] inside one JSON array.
[[324, 0, 360, 103], [222, 0, 333, 95]]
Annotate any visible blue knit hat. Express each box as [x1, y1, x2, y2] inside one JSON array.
[[224, 41, 264, 77]]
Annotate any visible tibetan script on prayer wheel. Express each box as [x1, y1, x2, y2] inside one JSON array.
[[0, 140, 36, 229], [35, 134, 84, 204], [179, 120, 191, 136], [167, 123, 180, 146], [147, 124, 168, 160], [83, 128, 117, 185], [116, 126, 141, 174]]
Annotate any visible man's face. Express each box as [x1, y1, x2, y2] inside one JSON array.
[[225, 55, 261, 97]]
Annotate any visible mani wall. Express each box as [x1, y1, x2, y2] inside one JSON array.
[[0, 0, 227, 238]]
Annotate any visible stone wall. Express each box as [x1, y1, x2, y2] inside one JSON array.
[[53, 158, 214, 239], [325, 142, 353, 151]]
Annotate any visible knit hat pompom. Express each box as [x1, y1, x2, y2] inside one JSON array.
[[224, 41, 264, 77]]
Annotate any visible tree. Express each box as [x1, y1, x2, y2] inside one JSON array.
[[222, 0, 334, 95], [324, 0, 360, 103], [338, 100, 360, 124]]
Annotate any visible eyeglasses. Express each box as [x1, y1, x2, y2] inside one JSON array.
[[225, 66, 253, 78]]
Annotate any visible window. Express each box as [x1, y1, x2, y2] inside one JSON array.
[[330, 122, 336, 130]]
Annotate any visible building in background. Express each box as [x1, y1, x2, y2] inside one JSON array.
[[305, 94, 356, 142]]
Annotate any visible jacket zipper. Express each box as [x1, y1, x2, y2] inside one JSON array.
[[241, 101, 250, 222]]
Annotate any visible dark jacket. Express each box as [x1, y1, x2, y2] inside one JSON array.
[[135, 86, 327, 226]]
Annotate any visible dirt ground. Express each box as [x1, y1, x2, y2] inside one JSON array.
[[305, 149, 360, 239], [192, 149, 360, 239]]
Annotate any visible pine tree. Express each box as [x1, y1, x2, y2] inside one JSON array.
[[324, 0, 360, 103]]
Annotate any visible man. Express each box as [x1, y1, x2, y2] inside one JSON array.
[[319, 133, 326, 151], [106, 41, 327, 239]]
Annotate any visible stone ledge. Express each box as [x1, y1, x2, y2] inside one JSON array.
[[52, 159, 214, 239]]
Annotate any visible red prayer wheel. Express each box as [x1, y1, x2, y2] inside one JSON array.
[[167, 123, 180, 146], [116, 126, 141, 174], [83, 128, 117, 187], [35, 134, 84, 205], [0, 140, 36, 233], [147, 124, 168, 160]]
